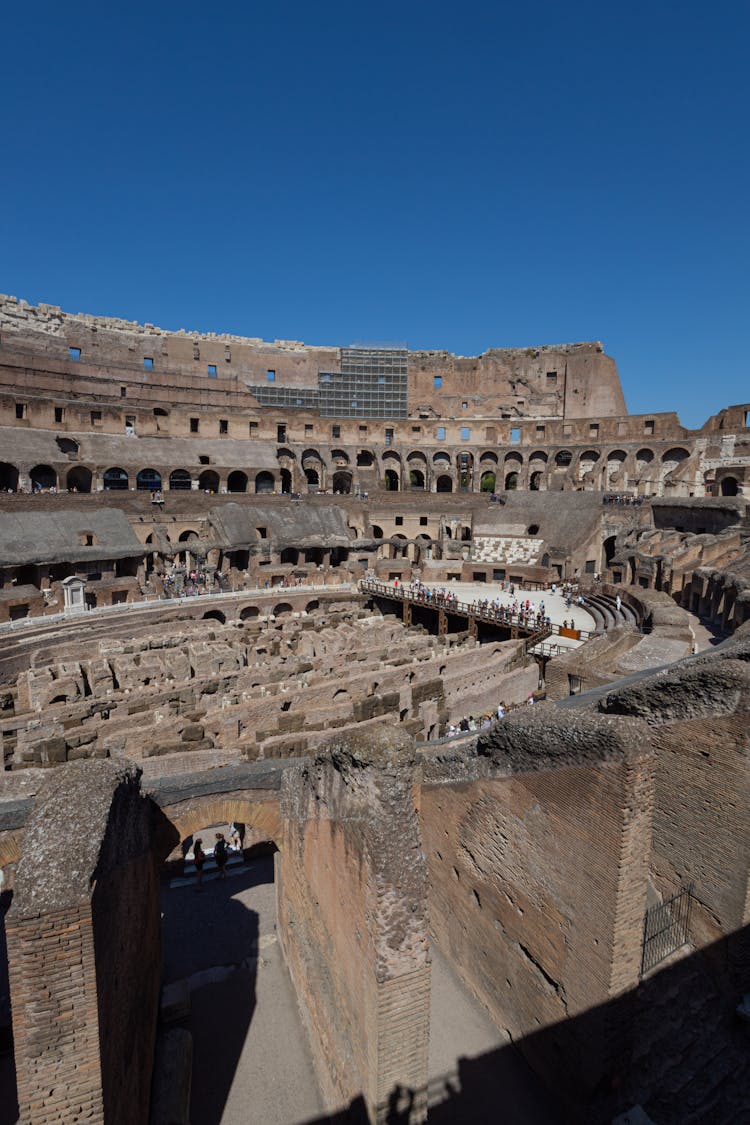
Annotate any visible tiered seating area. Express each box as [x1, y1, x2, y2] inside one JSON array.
[[472, 535, 544, 565], [583, 592, 641, 633]]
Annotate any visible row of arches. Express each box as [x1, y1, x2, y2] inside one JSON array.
[[0, 463, 279, 494]]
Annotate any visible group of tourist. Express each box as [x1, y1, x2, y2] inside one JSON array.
[[603, 494, 645, 506], [445, 695, 535, 738]]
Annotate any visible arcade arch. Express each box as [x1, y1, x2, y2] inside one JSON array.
[[169, 469, 192, 491], [227, 470, 248, 493]]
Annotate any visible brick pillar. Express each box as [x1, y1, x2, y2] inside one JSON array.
[[8, 905, 104, 1123]]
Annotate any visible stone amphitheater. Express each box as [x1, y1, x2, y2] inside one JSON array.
[[0, 297, 748, 1125]]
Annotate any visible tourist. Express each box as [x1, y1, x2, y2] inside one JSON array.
[[214, 832, 229, 880], [193, 838, 205, 890]]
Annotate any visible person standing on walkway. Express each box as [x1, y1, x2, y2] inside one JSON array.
[[214, 832, 229, 881], [193, 838, 205, 890]]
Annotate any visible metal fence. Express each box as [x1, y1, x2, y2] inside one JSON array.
[[641, 885, 693, 975]]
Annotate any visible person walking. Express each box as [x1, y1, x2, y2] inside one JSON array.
[[214, 832, 229, 881], [193, 838, 205, 890]]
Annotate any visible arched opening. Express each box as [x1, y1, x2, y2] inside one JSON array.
[[304, 468, 319, 487], [554, 450, 572, 469], [136, 468, 162, 491], [409, 469, 425, 489], [636, 448, 654, 468], [199, 470, 220, 492], [202, 610, 226, 624], [357, 450, 374, 467], [280, 468, 292, 493], [384, 469, 399, 492], [227, 471, 248, 493], [280, 548, 299, 565], [66, 466, 92, 493], [529, 471, 543, 491], [504, 471, 519, 490], [305, 600, 320, 613], [661, 447, 690, 465], [0, 462, 19, 491], [603, 535, 617, 565], [30, 464, 56, 490], [527, 524, 540, 535], [480, 470, 496, 492], [169, 469, 192, 491], [720, 476, 739, 496], [371, 525, 383, 539], [330, 449, 350, 465], [273, 603, 293, 617], [179, 529, 199, 543], [255, 471, 275, 494], [240, 605, 260, 620], [436, 475, 453, 493], [332, 470, 352, 494], [103, 467, 129, 491]]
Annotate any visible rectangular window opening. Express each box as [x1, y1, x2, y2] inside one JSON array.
[[90, 410, 102, 424], [219, 419, 228, 435], [331, 425, 341, 438], [143, 357, 153, 371], [461, 426, 471, 441], [15, 403, 25, 419], [207, 364, 217, 378], [190, 417, 199, 433], [436, 427, 446, 441], [120, 386, 127, 398], [55, 407, 64, 424], [510, 427, 520, 444], [433, 375, 442, 388], [69, 347, 81, 361], [267, 370, 276, 382]]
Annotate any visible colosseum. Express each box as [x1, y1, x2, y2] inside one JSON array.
[[0, 294, 748, 1125]]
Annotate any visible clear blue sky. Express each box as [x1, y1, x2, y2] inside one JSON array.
[[2, 1, 748, 428]]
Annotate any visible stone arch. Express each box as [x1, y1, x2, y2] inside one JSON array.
[[432, 452, 451, 467], [408, 468, 426, 489], [529, 471, 543, 491], [178, 529, 199, 542], [357, 449, 375, 468], [480, 470, 496, 492], [436, 475, 453, 493], [280, 548, 299, 564], [0, 462, 19, 490], [330, 449, 350, 465], [720, 476, 739, 496], [199, 469, 220, 492], [66, 466, 92, 492], [56, 436, 79, 455], [169, 469, 192, 491], [227, 470, 248, 493], [661, 447, 690, 466], [273, 603, 293, 617], [504, 471, 519, 490], [371, 525, 383, 538], [154, 796, 281, 862], [636, 448, 654, 468], [276, 447, 296, 462], [30, 464, 57, 490], [280, 468, 292, 493], [332, 470, 352, 494], [554, 450, 572, 469], [255, 471, 275, 494], [136, 468, 162, 491], [103, 466, 129, 490], [305, 600, 320, 613], [240, 605, 260, 620], [606, 450, 628, 481], [503, 451, 523, 465], [384, 469, 399, 492], [202, 609, 226, 624]]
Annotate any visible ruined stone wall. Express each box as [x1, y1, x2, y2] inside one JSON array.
[[277, 730, 430, 1123], [420, 710, 652, 1100], [6, 761, 160, 1125]]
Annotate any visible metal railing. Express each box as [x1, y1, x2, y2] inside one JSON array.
[[641, 885, 694, 975], [360, 579, 593, 641]]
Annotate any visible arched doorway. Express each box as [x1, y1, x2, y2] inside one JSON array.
[[255, 471, 275, 494], [0, 462, 19, 491], [504, 471, 518, 490], [199, 470, 220, 492], [409, 469, 425, 489], [103, 467, 129, 490], [720, 476, 739, 496], [529, 472, 543, 491], [30, 464, 56, 490], [227, 471, 248, 493], [384, 469, 399, 491], [280, 468, 292, 493], [136, 468, 162, 491], [332, 470, 352, 494], [480, 470, 496, 492], [66, 466, 92, 493], [436, 475, 453, 493], [169, 469, 192, 491]]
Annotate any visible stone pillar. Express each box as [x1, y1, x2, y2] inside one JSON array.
[[7, 761, 161, 1125], [277, 729, 430, 1123]]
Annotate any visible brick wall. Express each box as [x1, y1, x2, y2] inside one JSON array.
[[421, 747, 652, 1100], [277, 730, 430, 1123]]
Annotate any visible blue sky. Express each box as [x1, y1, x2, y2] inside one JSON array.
[[2, 1, 748, 428]]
